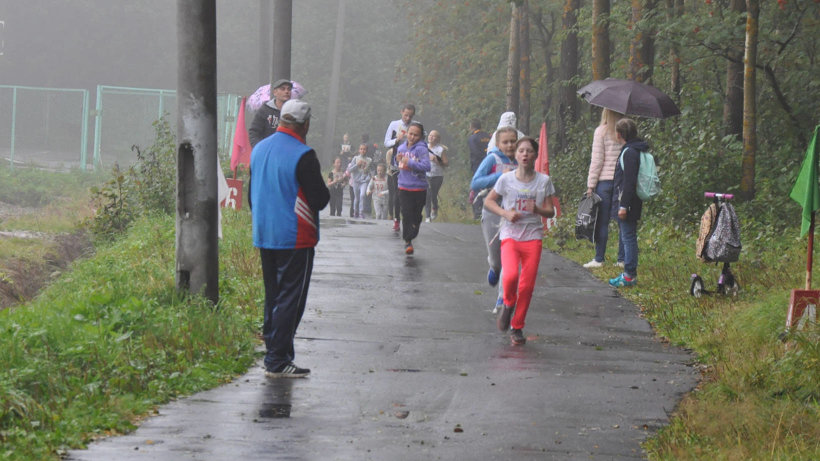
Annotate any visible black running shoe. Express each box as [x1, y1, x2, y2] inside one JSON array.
[[511, 329, 526, 345], [496, 305, 513, 332], [265, 363, 310, 378]]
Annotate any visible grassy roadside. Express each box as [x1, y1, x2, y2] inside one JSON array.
[[0, 210, 261, 460], [543, 216, 819, 460]]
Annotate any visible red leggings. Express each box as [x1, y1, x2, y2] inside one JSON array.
[[501, 239, 543, 330]]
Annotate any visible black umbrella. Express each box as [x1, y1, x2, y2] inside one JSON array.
[[577, 78, 681, 119]]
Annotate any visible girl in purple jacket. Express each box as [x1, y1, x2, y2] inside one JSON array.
[[395, 121, 431, 255]]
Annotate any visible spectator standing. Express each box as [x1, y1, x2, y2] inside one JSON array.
[[468, 119, 490, 174], [583, 109, 625, 269], [250, 99, 329, 377], [249, 79, 292, 147], [609, 118, 648, 288], [425, 130, 449, 222], [384, 104, 416, 231], [396, 121, 431, 255]]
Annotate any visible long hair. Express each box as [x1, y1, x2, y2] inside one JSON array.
[[600, 108, 624, 139]]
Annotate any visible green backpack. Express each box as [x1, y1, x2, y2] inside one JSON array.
[[619, 148, 660, 201]]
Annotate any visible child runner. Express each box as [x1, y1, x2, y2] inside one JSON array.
[[483, 137, 555, 345], [346, 143, 372, 218], [326, 157, 347, 216], [470, 126, 518, 313], [367, 163, 390, 220], [425, 130, 449, 222], [609, 118, 648, 288], [396, 121, 431, 255]]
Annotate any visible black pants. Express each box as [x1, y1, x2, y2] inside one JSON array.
[[399, 188, 426, 243], [329, 187, 343, 216], [388, 173, 400, 220], [425, 175, 444, 218], [260, 247, 315, 371], [348, 185, 355, 217]]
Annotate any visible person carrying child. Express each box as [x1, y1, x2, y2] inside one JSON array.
[[346, 143, 373, 219], [367, 163, 390, 220], [470, 126, 518, 313], [609, 118, 649, 288], [483, 136, 555, 345], [327, 156, 348, 216]]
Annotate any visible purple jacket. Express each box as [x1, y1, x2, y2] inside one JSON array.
[[396, 140, 431, 190]]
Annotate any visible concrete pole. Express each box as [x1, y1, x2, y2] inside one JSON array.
[[322, 0, 345, 165], [176, 0, 219, 304], [271, 0, 292, 82], [259, 0, 272, 85]]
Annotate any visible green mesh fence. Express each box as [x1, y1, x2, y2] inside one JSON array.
[[92, 86, 240, 170], [0, 85, 90, 170]]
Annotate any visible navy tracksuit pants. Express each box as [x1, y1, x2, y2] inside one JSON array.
[[259, 247, 315, 371]]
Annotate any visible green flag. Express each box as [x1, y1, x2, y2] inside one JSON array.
[[790, 125, 820, 237]]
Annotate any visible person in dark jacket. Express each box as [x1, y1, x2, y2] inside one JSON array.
[[609, 118, 649, 288], [248, 79, 292, 147], [468, 119, 491, 219]]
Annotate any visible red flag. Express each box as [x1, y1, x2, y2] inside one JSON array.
[[230, 97, 252, 174], [535, 122, 561, 228]]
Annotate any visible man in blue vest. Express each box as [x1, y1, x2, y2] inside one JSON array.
[[250, 99, 329, 378]]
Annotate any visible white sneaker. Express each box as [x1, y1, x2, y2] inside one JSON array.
[[425, 218, 431, 223], [615, 261, 625, 268], [583, 260, 603, 268]]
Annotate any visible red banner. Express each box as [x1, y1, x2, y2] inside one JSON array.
[[221, 178, 243, 210]]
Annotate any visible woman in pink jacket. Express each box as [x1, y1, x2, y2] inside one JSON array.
[[583, 109, 625, 269]]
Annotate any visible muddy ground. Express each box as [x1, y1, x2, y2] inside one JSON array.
[[0, 201, 93, 310]]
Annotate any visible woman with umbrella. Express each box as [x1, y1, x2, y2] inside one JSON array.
[[583, 108, 625, 269]]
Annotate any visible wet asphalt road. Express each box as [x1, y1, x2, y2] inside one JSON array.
[[68, 214, 697, 461]]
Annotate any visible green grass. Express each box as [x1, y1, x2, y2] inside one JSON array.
[[544, 216, 820, 460], [0, 210, 261, 460]]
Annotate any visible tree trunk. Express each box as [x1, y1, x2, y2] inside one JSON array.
[[592, 0, 610, 81], [506, 2, 520, 113], [559, 0, 580, 123], [666, 0, 683, 101], [740, 0, 759, 201], [628, 0, 656, 83], [723, 0, 745, 139], [518, 0, 531, 135], [322, 0, 345, 166]]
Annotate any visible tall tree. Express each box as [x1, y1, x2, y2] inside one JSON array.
[[665, 0, 683, 100], [740, 0, 760, 200], [507, 1, 521, 113], [723, 0, 746, 139], [559, 0, 580, 122], [518, 0, 531, 135], [628, 0, 656, 83], [592, 0, 611, 80]]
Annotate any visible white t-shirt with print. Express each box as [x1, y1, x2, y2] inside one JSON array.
[[493, 171, 556, 242]]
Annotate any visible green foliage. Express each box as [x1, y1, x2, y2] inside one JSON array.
[[0, 166, 100, 209], [86, 118, 177, 242], [0, 212, 260, 460]]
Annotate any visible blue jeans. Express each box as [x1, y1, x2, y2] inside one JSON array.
[[593, 181, 614, 262], [618, 218, 638, 278]]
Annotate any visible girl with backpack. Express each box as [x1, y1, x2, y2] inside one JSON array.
[[470, 126, 518, 313], [609, 118, 649, 288]]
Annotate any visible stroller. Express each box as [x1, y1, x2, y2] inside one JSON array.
[[690, 192, 742, 297]]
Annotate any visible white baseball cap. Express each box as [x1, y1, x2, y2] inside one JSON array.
[[280, 99, 311, 123]]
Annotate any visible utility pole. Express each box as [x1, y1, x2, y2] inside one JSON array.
[[258, 0, 272, 85], [323, 0, 346, 165], [176, 0, 219, 304], [272, 0, 292, 82]]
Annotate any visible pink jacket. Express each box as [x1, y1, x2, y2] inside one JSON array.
[[586, 124, 622, 188]]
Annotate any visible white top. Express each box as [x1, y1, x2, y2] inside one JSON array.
[[493, 171, 555, 242], [427, 144, 446, 177]]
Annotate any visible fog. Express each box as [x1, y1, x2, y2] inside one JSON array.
[[0, 0, 416, 165]]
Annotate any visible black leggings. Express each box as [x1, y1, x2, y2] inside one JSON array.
[[388, 173, 400, 220], [425, 176, 444, 218], [399, 188, 426, 243], [329, 188, 343, 216]]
